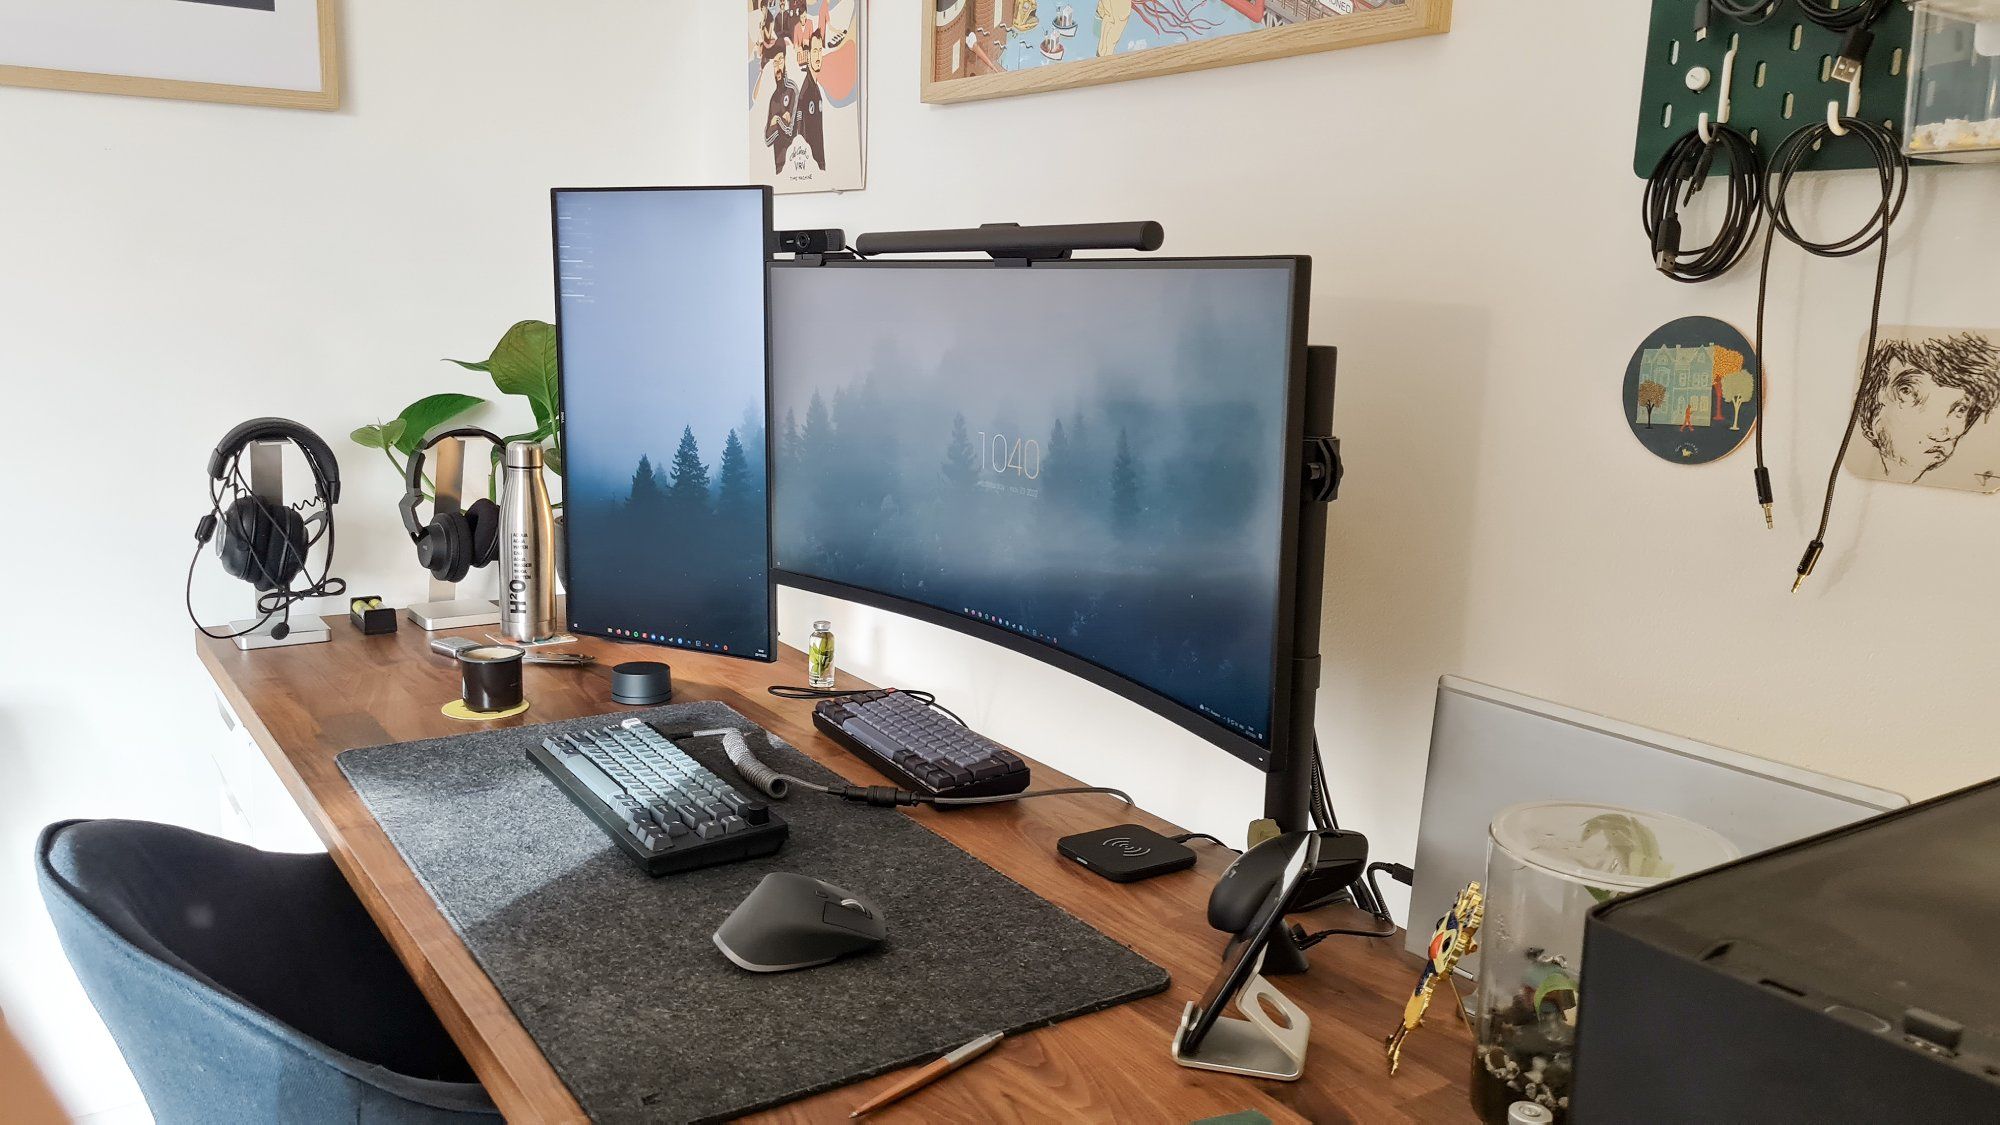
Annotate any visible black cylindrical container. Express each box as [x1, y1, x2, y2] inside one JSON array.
[[459, 645, 525, 712]]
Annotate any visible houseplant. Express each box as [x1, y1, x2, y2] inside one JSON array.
[[351, 319, 566, 574]]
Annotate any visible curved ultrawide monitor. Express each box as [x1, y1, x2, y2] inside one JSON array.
[[770, 257, 1310, 770]]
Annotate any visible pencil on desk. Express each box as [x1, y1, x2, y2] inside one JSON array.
[[849, 1031, 1003, 1118]]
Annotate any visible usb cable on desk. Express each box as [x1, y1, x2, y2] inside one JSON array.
[[1290, 861, 1412, 949]]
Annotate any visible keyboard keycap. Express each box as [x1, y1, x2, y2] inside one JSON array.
[[556, 751, 631, 807]]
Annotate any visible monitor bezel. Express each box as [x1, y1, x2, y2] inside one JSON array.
[[770, 254, 1312, 772], [550, 184, 779, 663]]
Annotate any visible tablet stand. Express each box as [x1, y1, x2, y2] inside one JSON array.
[[1170, 949, 1311, 1081], [230, 440, 329, 651], [405, 437, 501, 631]]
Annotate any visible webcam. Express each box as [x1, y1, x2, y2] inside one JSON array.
[[772, 228, 845, 256], [1057, 824, 1197, 884]]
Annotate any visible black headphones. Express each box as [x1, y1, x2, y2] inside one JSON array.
[[399, 427, 504, 582], [190, 417, 345, 640]]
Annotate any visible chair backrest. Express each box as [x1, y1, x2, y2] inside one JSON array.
[[36, 819, 498, 1124]]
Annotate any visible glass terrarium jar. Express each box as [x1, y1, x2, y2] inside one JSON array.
[[1470, 802, 1739, 1123], [1905, 0, 2000, 161]]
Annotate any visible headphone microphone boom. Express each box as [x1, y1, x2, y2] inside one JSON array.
[[188, 417, 345, 641]]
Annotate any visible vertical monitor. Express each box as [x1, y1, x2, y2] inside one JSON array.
[[553, 186, 775, 660], [770, 258, 1308, 768]]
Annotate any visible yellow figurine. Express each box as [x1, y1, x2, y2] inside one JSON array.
[[1385, 881, 1484, 1075]]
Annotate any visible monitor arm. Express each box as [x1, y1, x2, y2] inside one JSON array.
[[1264, 345, 1340, 836]]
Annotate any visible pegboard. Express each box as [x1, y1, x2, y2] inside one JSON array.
[[1634, 0, 1921, 177]]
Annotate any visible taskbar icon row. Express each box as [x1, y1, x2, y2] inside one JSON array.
[[604, 626, 732, 653]]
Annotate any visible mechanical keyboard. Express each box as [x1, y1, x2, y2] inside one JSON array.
[[812, 689, 1030, 801], [528, 719, 787, 875]]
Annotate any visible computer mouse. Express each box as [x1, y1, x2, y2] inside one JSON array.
[[1207, 829, 1370, 935], [713, 872, 887, 972]]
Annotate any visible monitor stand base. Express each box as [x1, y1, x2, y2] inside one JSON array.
[[1171, 953, 1311, 1081], [229, 616, 330, 652], [407, 599, 501, 631]]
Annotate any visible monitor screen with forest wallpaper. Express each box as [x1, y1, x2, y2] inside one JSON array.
[[770, 258, 1305, 761], [554, 187, 774, 660]]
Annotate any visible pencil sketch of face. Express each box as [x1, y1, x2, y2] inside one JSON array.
[[1858, 333, 2000, 484]]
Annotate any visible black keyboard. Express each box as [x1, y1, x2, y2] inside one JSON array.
[[812, 690, 1030, 801], [528, 719, 787, 875]]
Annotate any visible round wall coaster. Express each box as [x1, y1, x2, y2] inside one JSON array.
[[1624, 316, 1761, 465], [442, 698, 531, 722]]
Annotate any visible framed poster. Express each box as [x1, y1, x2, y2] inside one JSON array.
[[922, 0, 1450, 105], [750, 0, 866, 195], [0, 0, 340, 111]]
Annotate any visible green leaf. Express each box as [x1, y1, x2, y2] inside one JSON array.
[[1532, 970, 1580, 1014], [390, 394, 485, 456], [351, 418, 409, 451], [543, 444, 563, 477], [448, 320, 559, 431]]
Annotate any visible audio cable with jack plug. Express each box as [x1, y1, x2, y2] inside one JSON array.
[[1747, 116, 1908, 590]]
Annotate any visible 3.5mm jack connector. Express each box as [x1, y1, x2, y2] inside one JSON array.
[[1754, 467, 1774, 530], [1792, 539, 1825, 593]]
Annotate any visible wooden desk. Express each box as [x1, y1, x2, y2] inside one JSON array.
[[197, 620, 1476, 1124]]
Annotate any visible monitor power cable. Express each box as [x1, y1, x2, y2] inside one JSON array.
[[1749, 117, 1908, 588]]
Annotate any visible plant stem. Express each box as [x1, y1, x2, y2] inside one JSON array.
[[382, 447, 437, 501]]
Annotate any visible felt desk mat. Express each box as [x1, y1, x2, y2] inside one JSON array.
[[336, 700, 1169, 1124]]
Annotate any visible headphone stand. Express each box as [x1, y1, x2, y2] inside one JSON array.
[[405, 437, 501, 631], [230, 441, 330, 651]]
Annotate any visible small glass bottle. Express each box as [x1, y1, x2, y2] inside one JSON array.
[[806, 620, 837, 689]]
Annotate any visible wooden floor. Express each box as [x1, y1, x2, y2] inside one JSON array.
[[197, 619, 1477, 1124]]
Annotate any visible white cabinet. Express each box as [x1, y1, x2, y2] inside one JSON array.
[[209, 691, 323, 854]]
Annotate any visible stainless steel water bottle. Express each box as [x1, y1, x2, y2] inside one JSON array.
[[499, 441, 556, 642]]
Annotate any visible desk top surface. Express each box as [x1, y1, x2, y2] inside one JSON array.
[[196, 619, 1475, 1124]]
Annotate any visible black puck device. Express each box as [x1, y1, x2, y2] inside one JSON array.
[[610, 660, 673, 706], [1058, 824, 1196, 883]]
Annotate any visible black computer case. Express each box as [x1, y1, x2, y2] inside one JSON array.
[[1571, 776, 2000, 1123]]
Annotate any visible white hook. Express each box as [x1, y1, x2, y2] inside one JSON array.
[[1828, 67, 1862, 136], [1699, 45, 1738, 144]]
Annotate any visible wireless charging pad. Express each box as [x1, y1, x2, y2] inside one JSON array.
[[1058, 824, 1197, 883]]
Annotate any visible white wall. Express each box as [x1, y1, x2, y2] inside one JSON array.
[[0, 2, 694, 1115], [690, 0, 2000, 908], [8, 0, 1999, 1115]]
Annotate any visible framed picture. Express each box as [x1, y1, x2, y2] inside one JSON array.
[[922, 0, 1450, 105], [750, 0, 867, 194], [0, 0, 341, 111]]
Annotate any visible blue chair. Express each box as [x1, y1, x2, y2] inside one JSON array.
[[36, 819, 499, 1124]]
